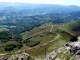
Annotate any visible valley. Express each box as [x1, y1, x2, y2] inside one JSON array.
[[0, 21, 79, 60], [0, 2, 80, 60]]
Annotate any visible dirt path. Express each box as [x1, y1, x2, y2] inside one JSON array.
[[50, 25, 54, 32], [15, 33, 60, 53], [0, 33, 59, 56]]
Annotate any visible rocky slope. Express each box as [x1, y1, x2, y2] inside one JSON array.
[[0, 41, 80, 60]]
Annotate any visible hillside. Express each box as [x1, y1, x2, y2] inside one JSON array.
[[19, 21, 79, 56], [22, 21, 80, 40], [0, 2, 80, 60], [0, 21, 80, 60]]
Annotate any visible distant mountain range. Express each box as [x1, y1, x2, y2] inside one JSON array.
[[0, 2, 80, 33], [0, 2, 80, 13]]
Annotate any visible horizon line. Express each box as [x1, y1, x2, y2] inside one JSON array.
[[0, 1, 80, 7]]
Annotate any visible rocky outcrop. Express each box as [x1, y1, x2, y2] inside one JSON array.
[[1, 36, 80, 60], [46, 51, 57, 60], [8, 52, 30, 60], [0, 57, 6, 60]]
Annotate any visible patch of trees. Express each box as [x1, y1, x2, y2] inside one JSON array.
[[24, 40, 40, 47], [16, 43, 23, 49], [70, 36, 77, 42], [0, 32, 9, 39], [26, 41, 40, 47], [72, 25, 80, 31], [1, 39, 9, 43], [4, 44, 16, 51], [0, 32, 10, 43], [4, 43, 23, 51], [71, 22, 80, 31]]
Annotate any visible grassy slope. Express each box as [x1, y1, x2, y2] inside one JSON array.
[[22, 21, 80, 40], [20, 21, 79, 56], [58, 21, 80, 35], [1, 21, 79, 58], [21, 22, 54, 40]]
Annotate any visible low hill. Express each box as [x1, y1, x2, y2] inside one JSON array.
[[21, 21, 80, 40], [0, 21, 80, 60], [20, 21, 80, 56]]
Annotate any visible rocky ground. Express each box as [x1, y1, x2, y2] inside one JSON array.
[[0, 43, 79, 60]]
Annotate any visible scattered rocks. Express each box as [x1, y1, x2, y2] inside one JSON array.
[[46, 51, 57, 60], [55, 58, 61, 60], [0, 57, 6, 60], [7, 52, 30, 60], [74, 55, 80, 60]]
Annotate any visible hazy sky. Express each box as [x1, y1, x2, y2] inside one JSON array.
[[0, 0, 80, 6]]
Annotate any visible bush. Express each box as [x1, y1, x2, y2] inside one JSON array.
[[0, 32, 9, 39], [4, 44, 16, 51], [70, 36, 77, 42], [26, 41, 40, 47], [16, 43, 23, 49], [4, 43, 23, 51], [1, 39, 8, 43]]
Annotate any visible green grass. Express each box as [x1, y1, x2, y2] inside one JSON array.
[[23, 32, 72, 57], [63, 52, 74, 60], [20, 22, 75, 56], [21, 21, 80, 40], [0, 28, 8, 32], [58, 21, 80, 30], [10, 26, 16, 28], [0, 21, 78, 58], [48, 33, 69, 51], [0, 41, 19, 53], [21, 22, 54, 40], [54, 51, 73, 60]]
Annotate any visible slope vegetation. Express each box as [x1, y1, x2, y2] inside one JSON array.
[[20, 21, 80, 56]]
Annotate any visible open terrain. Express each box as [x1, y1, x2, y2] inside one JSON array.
[[0, 3, 80, 60]]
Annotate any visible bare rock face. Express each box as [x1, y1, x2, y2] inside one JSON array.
[[0, 57, 6, 60], [74, 55, 80, 60], [55, 58, 61, 60], [46, 51, 57, 60], [18, 52, 30, 60], [78, 36, 80, 41]]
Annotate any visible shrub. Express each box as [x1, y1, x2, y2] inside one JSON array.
[[26, 41, 40, 47], [4, 44, 16, 51], [16, 43, 23, 49], [0, 32, 9, 39], [70, 36, 77, 42]]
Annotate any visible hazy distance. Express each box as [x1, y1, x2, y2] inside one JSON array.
[[0, 0, 80, 6]]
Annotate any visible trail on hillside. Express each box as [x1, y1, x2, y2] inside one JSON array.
[[0, 33, 59, 55], [50, 25, 54, 32], [15, 33, 60, 53]]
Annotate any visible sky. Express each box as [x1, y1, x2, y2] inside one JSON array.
[[0, 0, 80, 6]]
